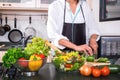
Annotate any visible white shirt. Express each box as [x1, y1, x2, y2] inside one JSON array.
[[47, 0, 100, 49]]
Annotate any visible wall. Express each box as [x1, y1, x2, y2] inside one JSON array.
[[0, 11, 49, 42], [0, 0, 120, 42], [92, 0, 120, 35]]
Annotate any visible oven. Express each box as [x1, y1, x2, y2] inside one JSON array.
[[98, 35, 120, 64]]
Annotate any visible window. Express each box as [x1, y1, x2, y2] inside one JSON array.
[[100, 0, 120, 21]]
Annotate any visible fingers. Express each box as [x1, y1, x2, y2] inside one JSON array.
[[77, 44, 93, 55], [89, 40, 98, 54], [90, 44, 98, 54], [85, 46, 93, 56]]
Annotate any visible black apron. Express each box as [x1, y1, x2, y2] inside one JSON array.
[[62, 1, 86, 51]]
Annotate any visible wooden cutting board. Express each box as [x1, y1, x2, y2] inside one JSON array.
[[85, 61, 111, 66]]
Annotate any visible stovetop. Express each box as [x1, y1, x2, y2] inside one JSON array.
[[0, 42, 23, 51]]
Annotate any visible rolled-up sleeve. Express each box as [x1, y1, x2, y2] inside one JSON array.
[[82, 2, 100, 42], [47, 2, 68, 49]]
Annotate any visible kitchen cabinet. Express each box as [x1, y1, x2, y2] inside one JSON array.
[[0, 0, 36, 8], [0, 0, 56, 11], [36, 0, 56, 9]]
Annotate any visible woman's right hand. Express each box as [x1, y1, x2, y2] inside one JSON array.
[[74, 44, 93, 55]]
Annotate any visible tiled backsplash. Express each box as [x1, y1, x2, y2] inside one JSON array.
[[0, 12, 49, 42]]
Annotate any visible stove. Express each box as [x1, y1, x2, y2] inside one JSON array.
[[0, 42, 23, 51]]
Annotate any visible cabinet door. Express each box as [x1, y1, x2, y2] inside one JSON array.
[[0, 0, 36, 8], [36, 0, 56, 9]]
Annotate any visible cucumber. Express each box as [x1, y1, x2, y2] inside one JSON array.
[[99, 65, 120, 73], [108, 65, 120, 73]]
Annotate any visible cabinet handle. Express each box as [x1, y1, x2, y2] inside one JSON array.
[[2, 4, 12, 6]]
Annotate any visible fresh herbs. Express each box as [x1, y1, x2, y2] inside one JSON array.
[[2, 48, 25, 68]]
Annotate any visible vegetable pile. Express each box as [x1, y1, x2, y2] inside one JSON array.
[[79, 65, 111, 77], [86, 55, 110, 63], [24, 37, 50, 57], [2, 37, 50, 69]]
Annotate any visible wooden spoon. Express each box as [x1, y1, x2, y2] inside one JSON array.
[[45, 40, 64, 54]]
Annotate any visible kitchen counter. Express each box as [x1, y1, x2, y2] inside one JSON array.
[[0, 66, 120, 80], [1, 71, 120, 80]]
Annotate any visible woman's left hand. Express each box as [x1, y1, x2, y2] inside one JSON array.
[[89, 38, 98, 54]]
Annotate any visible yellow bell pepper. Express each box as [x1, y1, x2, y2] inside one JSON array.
[[28, 54, 43, 71]]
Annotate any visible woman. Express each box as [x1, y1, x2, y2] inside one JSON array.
[[47, 0, 100, 55]]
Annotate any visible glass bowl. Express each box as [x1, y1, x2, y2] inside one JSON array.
[[52, 51, 85, 73], [14, 58, 46, 76]]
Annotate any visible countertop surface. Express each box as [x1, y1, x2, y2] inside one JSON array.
[[0, 64, 120, 80], [1, 71, 120, 80]]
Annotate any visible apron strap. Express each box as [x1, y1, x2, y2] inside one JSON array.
[[63, 0, 66, 24], [63, 0, 86, 23], [80, 2, 86, 22]]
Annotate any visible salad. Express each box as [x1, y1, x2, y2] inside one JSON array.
[[52, 51, 85, 72]]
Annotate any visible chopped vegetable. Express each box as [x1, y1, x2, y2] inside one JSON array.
[[97, 57, 109, 62], [86, 55, 95, 62], [53, 51, 85, 71]]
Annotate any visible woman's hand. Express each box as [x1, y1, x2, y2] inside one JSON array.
[[89, 38, 98, 54], [74, 44, 93, 55]]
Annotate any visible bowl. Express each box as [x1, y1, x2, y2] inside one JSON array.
[[14, 58, 46, 76], [52, 51, 85, 73]]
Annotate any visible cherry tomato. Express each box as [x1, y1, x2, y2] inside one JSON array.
[[79, 65, 92, 76], [65, 64, 72, 68], [92, 68, 101, 77], [101, 66, 110, 76], [18, 58, 28, 68]]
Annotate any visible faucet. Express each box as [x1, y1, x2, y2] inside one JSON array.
[[23, 35, 32, 47]]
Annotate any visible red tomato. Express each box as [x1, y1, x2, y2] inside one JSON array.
[[39, 54, 46, 59], [34, 54, 46, 59], [101, 66, 110, 76], [18, 58, 28, 68], [91, 66, 95, 71], [92, 68, 101, 77], [79, 65, 92, 76], [65, 64, 72, 68]]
